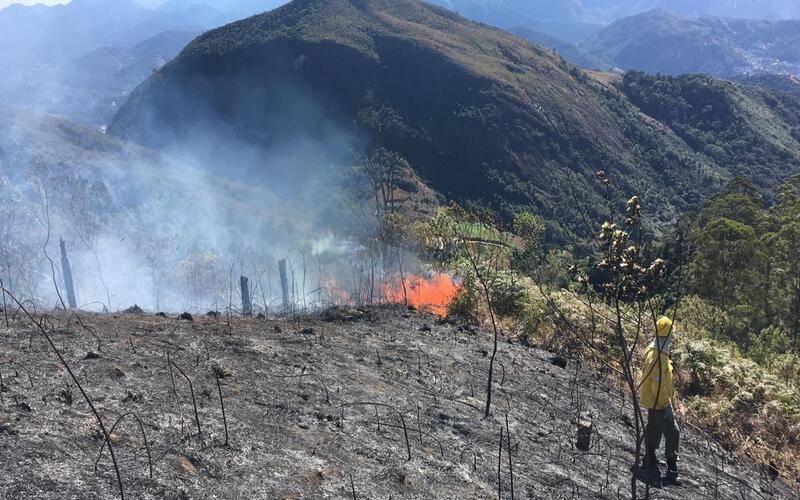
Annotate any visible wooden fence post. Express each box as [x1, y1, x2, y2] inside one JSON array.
[[278, 259, 290, 310], [60, 238, 78, 309], [240, 276, 252, 317]]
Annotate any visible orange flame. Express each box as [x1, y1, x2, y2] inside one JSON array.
[[384, 274, 459, 317]]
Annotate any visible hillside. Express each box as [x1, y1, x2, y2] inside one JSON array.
[[582, 9, 800, 77], [619, 71, 800, 191], [585, 0, 800, 22], [0, 306, 794, 498], [110, 0, 800, 236], [0, 106, 161, 175], [509, 26, 610, 70], [0, 31, 198, 127], [731, 73, 800, 100], [0, 0, 288, 123], [428, 0, 800, 29]]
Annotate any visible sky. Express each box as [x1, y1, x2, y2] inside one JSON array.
[[0, 0, 165, 7], [0, 0, 66, 6]]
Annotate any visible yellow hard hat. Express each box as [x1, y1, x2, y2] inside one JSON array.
[[656, 316, 674, 337]]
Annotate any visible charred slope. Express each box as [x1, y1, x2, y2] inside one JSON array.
[[0, 307, 794, 498], [109, 0, 800, 232]]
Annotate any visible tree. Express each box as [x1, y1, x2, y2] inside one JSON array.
[[774, 175, 800, 349], [525, 173, 677, 500], [687, 177, 780, 346], [51, 170, 113, 311], [511, 212, 545, 277], [691, 218, 762, 342], [355, 91, 414, 290], [360, 148, 409, 220], [356, 90, 409, 220], [588, 190, 672, 500]]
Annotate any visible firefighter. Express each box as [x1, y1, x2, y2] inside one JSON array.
[[640, 316, 682, 485]]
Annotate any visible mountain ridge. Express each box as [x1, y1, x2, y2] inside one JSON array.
[[582, 9, 800, 77], [111, 0, 800, 236], [509, 26, 609, 70]]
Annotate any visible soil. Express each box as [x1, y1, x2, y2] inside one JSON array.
[[0, 306, 795, 499]]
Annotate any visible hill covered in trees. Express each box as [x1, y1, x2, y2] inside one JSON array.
[[731, 74, 800, 100], [110, 0, 800, 240]]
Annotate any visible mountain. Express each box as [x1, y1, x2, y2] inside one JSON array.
[[426, 0, 602, 43], [0, 30, 198, 127], [510, 27, 610, 70], [0, 0, 288, 90], [0, 0, 154, 78], [157, 0, 288, 17], [109, 0, 800, 236], [0, 0, 303, 125], [580, 1, 800, 22], [427, 0, 586, 25], [582, 9, 800, 76], [426, 1, 800, 34]]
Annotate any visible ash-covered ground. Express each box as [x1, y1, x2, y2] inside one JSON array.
[[0, 306, 794, 499]]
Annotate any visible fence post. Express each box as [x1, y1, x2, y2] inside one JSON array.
[[240, 276, 252, 317], [60, 238, 78, 309], [278, 259, 290, 310]]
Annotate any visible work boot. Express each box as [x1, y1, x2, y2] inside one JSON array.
[[637, 449, 660, 480], [642, 449, 659, 470], [666, 458, 683, 486]]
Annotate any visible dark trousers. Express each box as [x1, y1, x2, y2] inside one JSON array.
[[645, 405, 680, 462]]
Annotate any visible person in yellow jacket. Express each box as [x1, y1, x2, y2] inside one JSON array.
[[640, 316, 682, 485]]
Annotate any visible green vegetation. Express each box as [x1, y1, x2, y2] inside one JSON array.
[[401, 173, 800, 482], [111, 0, 800, 245], [621, 72, 800, 192], [689, 176, 800, 356], [732, 74, 800, 100]]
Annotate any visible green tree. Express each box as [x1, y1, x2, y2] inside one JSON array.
[[691, 217, 763, 344], [774, 175, 800, 349]]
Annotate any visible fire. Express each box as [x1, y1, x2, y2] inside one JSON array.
[[322, 273, 459, 317], [384, 274, 459, 317]]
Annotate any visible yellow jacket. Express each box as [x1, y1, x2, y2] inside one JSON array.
[[640, 338, 674, 410]]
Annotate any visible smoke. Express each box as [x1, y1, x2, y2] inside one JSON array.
[[0, 0, 293, 127], [0, 0, 441, 315], [0, 74, 376, 313]]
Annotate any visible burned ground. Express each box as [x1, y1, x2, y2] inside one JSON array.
[[0, 306, 794, 499]]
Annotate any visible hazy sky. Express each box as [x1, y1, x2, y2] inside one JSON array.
[[0, 0, 66, 7], [0, 0, 168, 7]]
